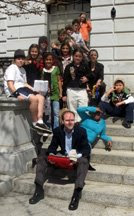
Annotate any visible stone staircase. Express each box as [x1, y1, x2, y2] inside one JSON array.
[[11, 118, 134, 208]]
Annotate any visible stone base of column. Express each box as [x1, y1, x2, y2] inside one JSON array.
[[0, 96, 36, 176]]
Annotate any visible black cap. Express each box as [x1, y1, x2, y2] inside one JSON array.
[[14, 49, 25, 59], [38, 36, 48, 44]]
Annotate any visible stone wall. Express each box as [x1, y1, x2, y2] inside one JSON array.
[[0, 6, 47, 57], [49, 0, 90, 41], [90, 0, 134, 92]]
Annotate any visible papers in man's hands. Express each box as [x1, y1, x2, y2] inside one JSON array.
[[33, 80, 48, 95]]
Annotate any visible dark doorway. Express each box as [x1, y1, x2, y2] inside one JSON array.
[[47, 0, 91, 41]]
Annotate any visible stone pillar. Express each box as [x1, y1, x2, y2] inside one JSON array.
[[0, 96, 36, 176]]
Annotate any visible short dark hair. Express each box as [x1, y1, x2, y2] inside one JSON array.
[[57, 29, 66, 36], [114, 79, 124, 86], [72, 19, 80, 26], [14, 49, 25, 59], [65, 24, 73, 32], [61, 110, 75, 120], [73, 48, 83, 56], [38, 36, 48, 45], [80, 12, 86, 17]]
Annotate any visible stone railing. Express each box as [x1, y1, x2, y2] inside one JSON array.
[[0, 96, 36, 176]]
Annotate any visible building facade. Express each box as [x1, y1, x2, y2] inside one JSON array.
[[0, 6, 48, 58], [90, 0, 134, 91], [0, 0, 134, 91]]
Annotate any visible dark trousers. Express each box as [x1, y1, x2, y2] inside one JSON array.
[[35, 154, 89, 189], [99, 101, 134, 122]]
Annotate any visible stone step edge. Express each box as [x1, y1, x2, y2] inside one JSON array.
[[91, 149, 134, 167], [95, 138, 134, 151], [92, 148, 134, 156], [26, 161, 134, 185], [13, 173, 134, 208]]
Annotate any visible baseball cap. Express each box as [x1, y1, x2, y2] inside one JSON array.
[[14, 49, 25, 59]]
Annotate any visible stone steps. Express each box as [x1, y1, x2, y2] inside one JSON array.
[[26, 161, 134, 186], [96, 136, 134, 151], [107, 124, 134, 137], [91, 149, 134, 166], [13, 173, 134, 208], [7, 116, 134, 209], [106, 117, 124, 125]]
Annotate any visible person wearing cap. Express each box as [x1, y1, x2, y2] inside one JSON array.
[[4, 49, 52, 134], [38, 36, 48, 57], [29, 110, 90, 211], [100, 79, 134, 128], [77, 106, 112, 169]]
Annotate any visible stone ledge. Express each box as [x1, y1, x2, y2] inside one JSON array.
[[0, 96, 29, 110]]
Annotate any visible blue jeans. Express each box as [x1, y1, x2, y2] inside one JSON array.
[[51, 100, 60, 129], [99, 101, 134, 122]]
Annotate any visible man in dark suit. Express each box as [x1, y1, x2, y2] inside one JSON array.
[[29, 110, 90, 211]]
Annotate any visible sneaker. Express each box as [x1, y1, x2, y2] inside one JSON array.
[[34, 123, 52, 134]]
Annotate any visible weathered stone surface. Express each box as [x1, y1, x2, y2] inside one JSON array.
[[0, 175, 13, 196], [123, 168, 134, 185], [1, 192, 134, 216], [106, 124, 134, 137], [13, 173, 134, 208], [91, 0, 113, 6], [91, 149, 134, 166], [96, 136, 134, 151], [0, 97, 36, 176], [0, 144, 36, 176]]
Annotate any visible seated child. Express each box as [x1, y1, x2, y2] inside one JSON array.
[[100, 79, 134, 128], [4, 49, 52, 134], [77, 106, 112, 170]]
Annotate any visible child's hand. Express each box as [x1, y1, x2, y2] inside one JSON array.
[[25, 59, 32, 65], [105, 141, 112, 151], [115, 101, 125, 107], [106, 87, 115, 96], [59, 93, 62, 98], [96, 107, 103, 113], [62, 96, 67, 102], [96, 79, 102, 87], [80, 76, 88, 83]]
